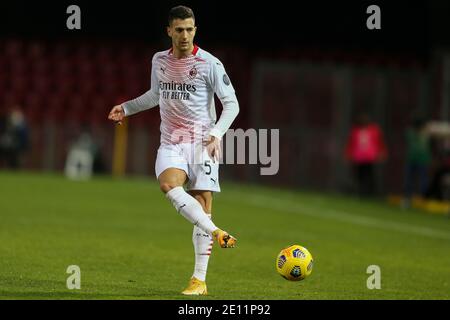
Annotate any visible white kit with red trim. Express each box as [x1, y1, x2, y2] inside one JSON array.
[[122, 45, 239, 145]]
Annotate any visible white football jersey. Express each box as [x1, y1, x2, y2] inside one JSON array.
[[123, 45, 239, 145]]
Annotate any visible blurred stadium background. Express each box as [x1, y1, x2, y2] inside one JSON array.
[[1, 1, 450, 196], [1, 1, 450, 300]]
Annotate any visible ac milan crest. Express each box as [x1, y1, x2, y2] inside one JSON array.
[[188, 66, 197, 79]]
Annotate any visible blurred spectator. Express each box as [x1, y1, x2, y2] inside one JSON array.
[[0, 106, 30, 169], [345, 113, 387, 197], [421, 121, 450, 200], [403, 117, 432, 202], [64, 126, 105, 180], [425, 145, 450, 200]]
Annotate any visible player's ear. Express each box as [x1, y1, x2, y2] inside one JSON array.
[[167, 26, 172, 37]]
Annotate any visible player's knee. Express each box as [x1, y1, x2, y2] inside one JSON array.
[[160, 182, 179, 194]]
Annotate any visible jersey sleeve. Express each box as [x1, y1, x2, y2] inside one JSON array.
[[122, 54, 160, 116], [208, 59, 240, 139]]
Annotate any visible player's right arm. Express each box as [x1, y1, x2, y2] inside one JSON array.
[[108, 54, 160, 123]]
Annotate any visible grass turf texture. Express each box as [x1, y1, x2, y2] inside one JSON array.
[[0, 171, 449, 300]]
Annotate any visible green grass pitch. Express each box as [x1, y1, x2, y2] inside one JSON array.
[[0, 171, 449, 300]]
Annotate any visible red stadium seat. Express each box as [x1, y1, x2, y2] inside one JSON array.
[[46, 95, 66, 121], [31, 59, 50, 76], [9, 59, 28, 76], [10, 74, 28, 97], [86, 96, 109, 125], [5, 39, 24, 58], [27, 41, 47, 61], [63, 96, 86, 125], [31, 74, 51, 94], [23, 94, 43, 124], [53, 59, 72, 77], [76, 60, 95, 79]]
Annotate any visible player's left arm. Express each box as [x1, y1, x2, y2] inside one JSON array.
[[205, 60, 240, 162]]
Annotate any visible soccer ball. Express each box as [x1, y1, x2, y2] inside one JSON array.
[[276, 245, 313, 281]]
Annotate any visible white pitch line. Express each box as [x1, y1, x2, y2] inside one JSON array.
[[238, 194, 450, 241]]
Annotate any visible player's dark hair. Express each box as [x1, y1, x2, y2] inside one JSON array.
[[168, 5, 195, 25]]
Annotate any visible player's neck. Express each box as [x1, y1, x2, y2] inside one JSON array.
[[172, 45, 195, 59]]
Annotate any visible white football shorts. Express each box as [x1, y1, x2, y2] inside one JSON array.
[[155, 143, 221, 192]]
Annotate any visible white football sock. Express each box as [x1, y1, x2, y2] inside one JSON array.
[[192, 214, 214, 282], [166, 186, 218, 234]]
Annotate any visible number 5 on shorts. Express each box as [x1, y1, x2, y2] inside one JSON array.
[[204, 160, 211, 175]]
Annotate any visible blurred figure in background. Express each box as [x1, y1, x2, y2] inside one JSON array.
[[0, 106, 30, 169], [345, 112, 388, 197], [403, 117, 432, 206], [64, 125, 104, 180], [425, 144, 450, 200], [422, 121, 450, 201]]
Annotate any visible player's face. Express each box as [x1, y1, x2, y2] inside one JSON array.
[[167, 18, 196, 54]]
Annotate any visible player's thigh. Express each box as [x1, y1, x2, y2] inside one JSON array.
[[155, 144, 189, 193], [188, 190, 213, 214], [158, 168, 188, 193], [183, 144, 221, 193]]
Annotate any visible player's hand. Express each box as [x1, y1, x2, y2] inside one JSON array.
[[204, 135, 221, 163], [108, 105, 125, 125]]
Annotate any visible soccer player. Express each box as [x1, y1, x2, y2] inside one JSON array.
[[107, 5, 239, 295]]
